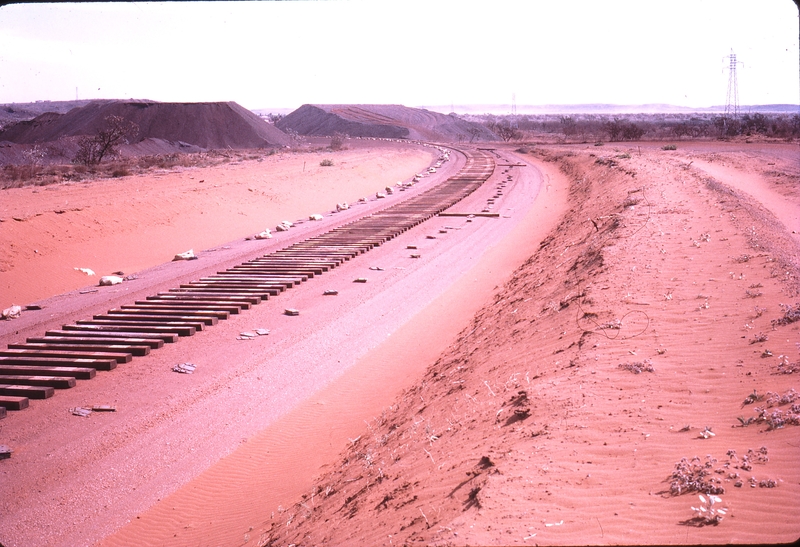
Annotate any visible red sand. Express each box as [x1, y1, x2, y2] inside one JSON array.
[[1, 139, 799, 547], [0, 144, 434, 310], [250, 141, 800, 546]]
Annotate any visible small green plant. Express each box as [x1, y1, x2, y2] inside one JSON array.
[[616, 152, 631, 159], [690, 494, 727, 525], [742, 389, 764, 406], [669, 455, 724, 495], [776, 355, 799, 374], [320, 159, 334, 167], [662, 144, 677, 150]]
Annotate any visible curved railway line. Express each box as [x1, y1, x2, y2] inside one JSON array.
[[0, 146, 496, 416]]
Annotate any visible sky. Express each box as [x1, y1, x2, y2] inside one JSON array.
[[0, 0, 798, 111]]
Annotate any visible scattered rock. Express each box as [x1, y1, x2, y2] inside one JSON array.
[[1, 305, 22, 320], [173, 249, 196, 261], [172, 362, 197, 374], [99, 275, 124, 286], [70, 407, 92, 417]]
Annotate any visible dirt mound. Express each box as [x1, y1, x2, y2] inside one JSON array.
[[262, 145, 800, 545], [0, 99, 117, 130], [0, 100, 290, 150], [277, 104, 497, 142]]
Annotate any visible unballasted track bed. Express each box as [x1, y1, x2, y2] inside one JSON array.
[[0, 148, 495, 413]]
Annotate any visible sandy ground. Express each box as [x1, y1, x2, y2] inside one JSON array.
[[255, 141, 800, 546], [0, 140, 556, 547], [0, 143, 435, 311], [1, 139, 799, 547]]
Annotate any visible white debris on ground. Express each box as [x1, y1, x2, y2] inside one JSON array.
[[309, 214, 324, 221], [99, 275, 124, 286], [70, 407, 92, 417], [1, 305, 22, 320], [173, 249, 196, 261], [254, 229, 272, 239], [74, 267, 95, 276], [172, 362, 197, 374], [237, 329, 270, 340]]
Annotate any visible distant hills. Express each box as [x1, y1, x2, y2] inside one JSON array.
[[276, 104, 496, 141], [421, 104, 800, 115], [0, 98, 796, 167]]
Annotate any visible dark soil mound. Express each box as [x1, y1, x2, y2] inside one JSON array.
[[0, 100, 290, 150], [0, 99, 117, 130], [277, 104, 497, 142]]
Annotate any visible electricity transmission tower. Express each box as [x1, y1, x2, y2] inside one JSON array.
[[511, 92, 518, 128], [724, 49, 742, 119]]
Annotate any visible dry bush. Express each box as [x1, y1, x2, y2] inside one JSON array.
[[618, 360, 654, 374], [329, 132, 346, 151], [772, 303, 800, 327]]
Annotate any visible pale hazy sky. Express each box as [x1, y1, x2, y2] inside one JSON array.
[[0, 0, 798, 110]]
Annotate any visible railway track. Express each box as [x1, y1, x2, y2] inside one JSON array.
[[0, 147, 495, 415]]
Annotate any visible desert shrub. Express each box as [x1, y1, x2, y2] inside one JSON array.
[[771, 303, 800, 327], [329, 132, 346, 151], [662, 144, 677, 150], [73, 115, 139, 166], [618, 360, 654, 373], [320, 159, 334, 167], [670, 455, 724, 496], [604, 118, 646, 141]]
